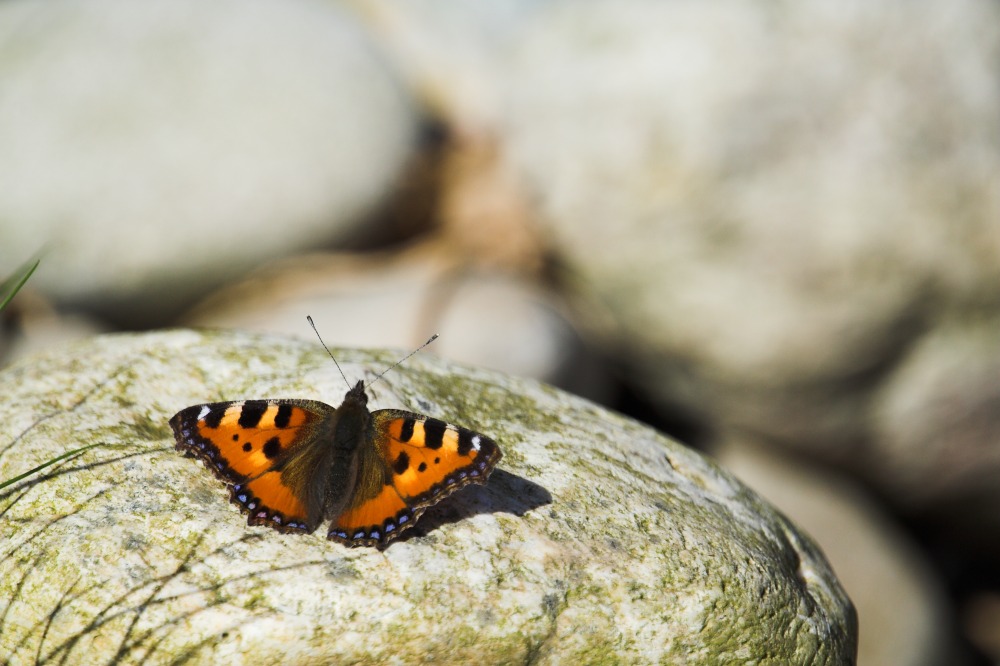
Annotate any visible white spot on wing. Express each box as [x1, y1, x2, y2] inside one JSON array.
[[471, 435, 481, 451], [198, 405, 210, 420]]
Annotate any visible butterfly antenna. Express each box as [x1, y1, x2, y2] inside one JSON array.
[[307, 315, 352, 390], [366, 334, 439, 389]]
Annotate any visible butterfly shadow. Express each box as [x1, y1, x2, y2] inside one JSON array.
[[395, 469, 552, 545]]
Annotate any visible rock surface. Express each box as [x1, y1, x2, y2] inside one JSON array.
[[716, 438, 956, 666], [0, 0, 419, 326], [0, 330, 855, 664]]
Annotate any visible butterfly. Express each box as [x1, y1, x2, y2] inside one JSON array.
[[170, 360, 502, 548]]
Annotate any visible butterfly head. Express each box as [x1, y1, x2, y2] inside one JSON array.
[[345, 379, 368, 405]]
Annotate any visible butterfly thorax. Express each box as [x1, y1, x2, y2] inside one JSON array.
[[330, 381, 369, 450]]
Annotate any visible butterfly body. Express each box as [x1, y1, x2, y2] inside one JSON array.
[[170, 380, 501, 548]]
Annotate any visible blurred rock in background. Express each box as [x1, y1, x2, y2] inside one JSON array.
[[0, 0, 420, 327], [181, 243, 609, 403], [2, 0, 999, 663]]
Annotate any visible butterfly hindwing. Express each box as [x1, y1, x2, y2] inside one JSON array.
[[233, 470, 313, 533], [326, 473, 414, 548], [326, 409, 502, 548], [170, 399, 334, 533]]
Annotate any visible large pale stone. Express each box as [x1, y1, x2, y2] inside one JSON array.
[[0, 330, 855, 664], [501, 0, 1000, 443], [496, 0, 1000, 557], [0, 0, 419, 325]]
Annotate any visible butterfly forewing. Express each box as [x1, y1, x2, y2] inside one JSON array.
[[374, 410, 502, 504], [170, 399, 333, 532]]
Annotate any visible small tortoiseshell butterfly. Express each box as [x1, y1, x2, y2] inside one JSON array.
[[170, 321, 502, 549]]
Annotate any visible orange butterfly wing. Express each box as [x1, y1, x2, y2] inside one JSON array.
[[170, 399, 333, 533], [327, 410, 502, 548]]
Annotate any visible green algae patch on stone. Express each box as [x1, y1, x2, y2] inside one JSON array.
[[0, 330, 856, 664]]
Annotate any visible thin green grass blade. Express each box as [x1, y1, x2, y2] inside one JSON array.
[[0, 258, 40, 312], [0, 443, 102, 492]]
